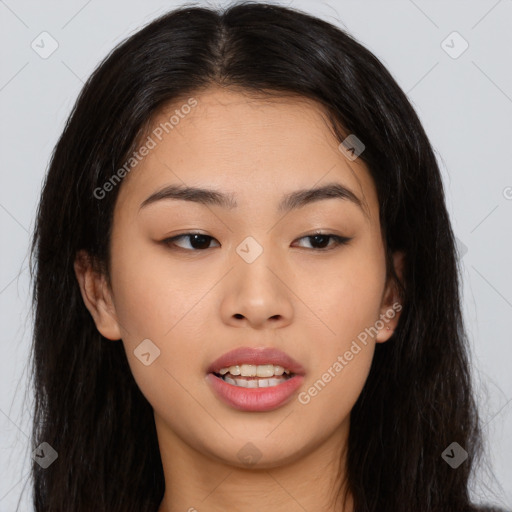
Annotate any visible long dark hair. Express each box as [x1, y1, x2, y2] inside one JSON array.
[[29, 2, 502, 511]]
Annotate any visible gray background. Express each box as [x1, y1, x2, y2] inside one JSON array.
[[1, 0, 511, 509]]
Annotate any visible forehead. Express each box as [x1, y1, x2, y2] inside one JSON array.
[[115, 86, 378, 223]]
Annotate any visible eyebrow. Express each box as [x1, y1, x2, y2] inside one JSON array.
[[139, 181, 368, 217]]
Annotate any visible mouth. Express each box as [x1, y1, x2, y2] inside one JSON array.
[[206, 347, 305, 412]]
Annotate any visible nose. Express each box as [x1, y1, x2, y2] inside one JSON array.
[[220, 254, 294, 330]]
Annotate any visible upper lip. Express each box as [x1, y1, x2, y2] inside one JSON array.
[[207, 346, 306, 375]]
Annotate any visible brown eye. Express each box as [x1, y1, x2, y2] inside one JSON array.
[[293, 233, 352, 251], [162, 233, 220, 251]]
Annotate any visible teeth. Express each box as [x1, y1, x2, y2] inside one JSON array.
[[223, 375, 288, 388], [217, 364, 291, 377], [229, 365, 241, 376], [240, 364, 256, 377]]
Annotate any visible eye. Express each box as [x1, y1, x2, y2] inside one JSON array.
[[292, 232, 352, 251], [162, 232, 220, 251], [161, 231, 352, 252]]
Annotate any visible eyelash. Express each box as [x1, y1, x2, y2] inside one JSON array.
[[161, 231, 352, 252]]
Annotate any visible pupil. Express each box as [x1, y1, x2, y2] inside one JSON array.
[[190, 234, 210, 249], [311, 235, 329, 248]]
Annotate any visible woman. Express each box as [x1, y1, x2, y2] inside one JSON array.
[[29, 2, 506, 511]]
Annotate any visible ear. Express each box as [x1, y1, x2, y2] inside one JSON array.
[[73, 250, 122, 341], [375, 250, 405, 343]]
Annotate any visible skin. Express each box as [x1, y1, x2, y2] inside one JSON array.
[[74, 86, 404, 512]]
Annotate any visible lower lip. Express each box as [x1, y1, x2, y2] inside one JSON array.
[[206, 373, 305, 412]]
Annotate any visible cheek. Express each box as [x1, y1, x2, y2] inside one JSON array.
[[294, 343, 374, 443], [108, 236, 212, 394], [306, 240, 386, 345], [109, 235, 208, 341], [295, 240, 385, 412]]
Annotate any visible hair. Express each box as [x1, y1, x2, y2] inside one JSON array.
[[28, 2, 504, 511]]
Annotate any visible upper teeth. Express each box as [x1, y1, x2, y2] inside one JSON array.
[[218, 364, 290, 377]]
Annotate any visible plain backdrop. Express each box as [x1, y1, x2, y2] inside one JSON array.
[[0, 0, 511, 510]]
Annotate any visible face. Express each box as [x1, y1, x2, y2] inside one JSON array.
[[76, 86, 402, 470]]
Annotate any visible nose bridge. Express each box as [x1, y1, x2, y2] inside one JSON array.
[[234, 234, 282, 297], [222, 233, 294, 326]]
